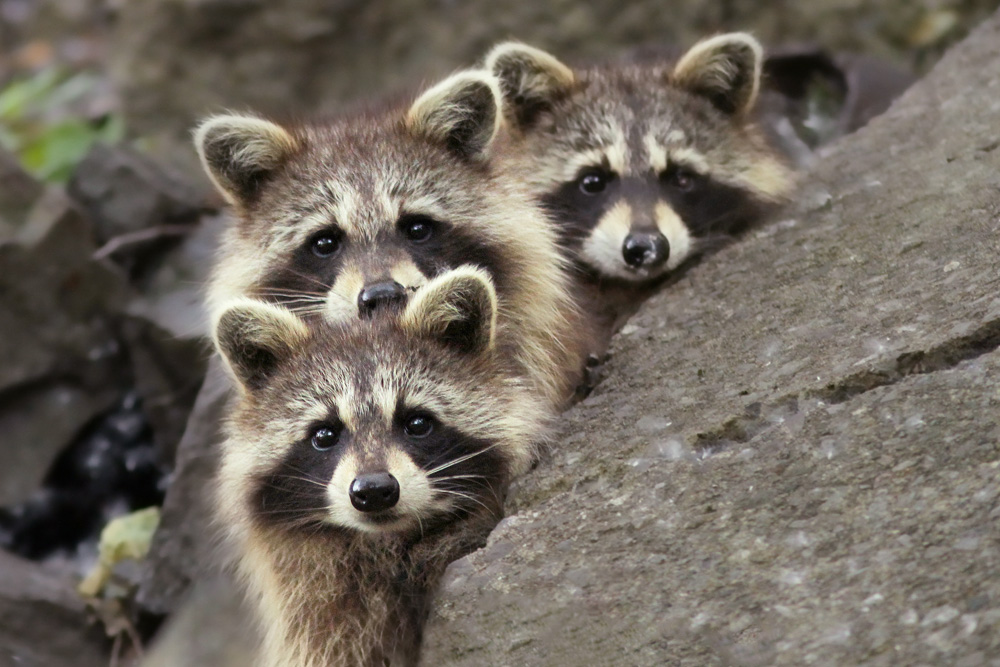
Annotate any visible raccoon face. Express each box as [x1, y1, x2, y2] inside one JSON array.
[[490, 34, 794, 283], [215, 268, 542, 537], [196, 72, 512, 322]]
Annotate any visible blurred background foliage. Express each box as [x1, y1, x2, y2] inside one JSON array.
[[0, 68, 123, 182]]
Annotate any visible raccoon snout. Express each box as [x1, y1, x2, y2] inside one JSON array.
[[622, 232, 669, 269], [357, 281, 407, 317], [348, 472, 400, 512]]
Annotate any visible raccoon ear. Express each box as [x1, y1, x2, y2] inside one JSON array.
[[214, 299, 310, 391], [486, 42, 575, 129], [406, 71, 501, 161], [672, 32, 763, 115], [402, 266, 498, 354], [194, 114, 299, 205]]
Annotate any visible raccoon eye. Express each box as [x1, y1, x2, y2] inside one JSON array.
[[403, 413, 435, 438], [399, 214, 436, 244], [310, 424, 342, 452], [310, 232, 342, 258], [577, 169, 612, 195], [662, 165, 700, 193]]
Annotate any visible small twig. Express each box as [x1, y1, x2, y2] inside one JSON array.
[[124, 617, 145, 661], [110, 633, 122, 667], [92, 224, 195, 261]]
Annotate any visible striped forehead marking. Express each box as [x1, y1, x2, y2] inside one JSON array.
[[558, 131, 629, 182], [282, 179, 405, 243], [644, 133, 669, 173], [669, 146, 711, 174], [371, 366, 399, 427], [400, 193, 450, 219], [643, 129, 712, 174], [603, 126, 628, 174], [368, 364, 454, 424], [332, 383, 359, 430], [665, 129, 686, 145]]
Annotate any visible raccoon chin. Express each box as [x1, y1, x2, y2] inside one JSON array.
[[341, 512, 420, 535]]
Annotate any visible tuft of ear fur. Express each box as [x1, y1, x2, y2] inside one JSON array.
[[406, 71, 502, 161], [401, 266, 498, 354], [194, 114, 299, 205], [485, 42, 575, 129], [672, 32, 763, 116], [214, 298, 311, 391]]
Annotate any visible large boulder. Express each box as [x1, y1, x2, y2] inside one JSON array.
[[421, 9, 1000, 666]]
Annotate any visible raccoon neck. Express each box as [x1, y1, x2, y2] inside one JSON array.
[[244, 516, 494, 667], [497, 200, 590, 411]]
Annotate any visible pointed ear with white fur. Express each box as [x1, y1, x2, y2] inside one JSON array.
[[486, 42, 575, 129], [214, 299, 311, 391], [672, 33, 763, 115], [194, 114, 299, 205], [406, 72, 501, 161], [401, 266, 498, 354]]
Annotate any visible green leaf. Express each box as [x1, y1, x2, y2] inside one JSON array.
[[22, 120, 99, 182], [0, 67, 130, 183], [0, 68, 61, 119]]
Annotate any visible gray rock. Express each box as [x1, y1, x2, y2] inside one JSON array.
[[421, 10, 1000, 666], [0, 550, 107, 667], [66, 144, 205, 282], [0, 166, 207, 509], [119, 315, 207, 464], [136, 359, 231, 615], [0, 203, 129, 505], [67, 144, 202, 242], [126, 211, 223, 341], [15, 186, 91, 252], [141, 574, 258, 667], [0, 149, 43, 237]]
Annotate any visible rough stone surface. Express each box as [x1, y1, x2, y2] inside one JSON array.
[[0, 148, 43, 236], [142, 574, 258, 667], [109, 0, 998, 170], [0, 551, 106, 667], [0, 204, 129, 505], [136, 359, 231, 615], [67, 144, 201, 242], [420, 11, 1000, 666], [66, 144, 206, 283], [119, 315, 207, 463]]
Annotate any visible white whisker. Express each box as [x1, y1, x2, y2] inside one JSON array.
[[426, 444, 500, 476]]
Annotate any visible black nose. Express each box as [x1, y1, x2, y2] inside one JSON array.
[[357, 281, 407, 317], [349, 473, 400, 512], [622, 232, 669, 269]]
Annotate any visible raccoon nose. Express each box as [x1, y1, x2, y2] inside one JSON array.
[[349, 473, 400, 512], [357, 281, 407, 317], [622, 232, 669, 269]]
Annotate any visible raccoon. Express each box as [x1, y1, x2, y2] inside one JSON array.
[[214, 267, 549, 667], [486, 33, 795, 337], [195, 71, 583, 409]]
